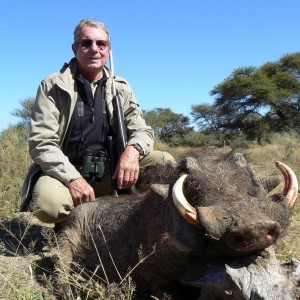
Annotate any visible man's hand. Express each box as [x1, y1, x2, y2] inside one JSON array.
[[69, 177, 96, 206], [112, 145, 140, 189]]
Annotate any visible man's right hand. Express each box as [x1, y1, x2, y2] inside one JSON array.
[[68, 177, 96, 206]]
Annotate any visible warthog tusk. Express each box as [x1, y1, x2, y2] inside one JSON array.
[[276, 161, 298, 207], [172, 174, 198, 226]]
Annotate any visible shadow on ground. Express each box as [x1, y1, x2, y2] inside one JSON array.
[[0, 212, 54, 256]]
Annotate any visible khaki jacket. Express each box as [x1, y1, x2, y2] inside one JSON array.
[[20, 58, 154, 211]]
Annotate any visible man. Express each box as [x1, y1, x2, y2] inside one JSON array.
[[21, 18, 175, 223]]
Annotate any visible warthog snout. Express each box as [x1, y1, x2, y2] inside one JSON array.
[[226, 219, 281, 253]]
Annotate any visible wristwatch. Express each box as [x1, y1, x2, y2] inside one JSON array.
[[132, 143, 144, 156]]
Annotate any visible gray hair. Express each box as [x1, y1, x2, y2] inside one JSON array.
[[73, 19, 110, 44]]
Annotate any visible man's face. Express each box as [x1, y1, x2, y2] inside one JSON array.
[[72, 25, 110, 78]]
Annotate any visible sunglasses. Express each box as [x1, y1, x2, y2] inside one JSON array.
[[79, 39, 109, 50]]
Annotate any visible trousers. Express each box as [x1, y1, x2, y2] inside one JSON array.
[[32, 150, 175, 223]]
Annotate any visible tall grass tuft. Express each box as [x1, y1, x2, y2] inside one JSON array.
[[0, 126, 31, 219]]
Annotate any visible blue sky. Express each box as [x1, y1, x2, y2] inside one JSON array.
[[1, 0, 299, 130]]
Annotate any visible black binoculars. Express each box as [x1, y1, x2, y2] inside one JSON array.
[[82, 150, 106, 183]]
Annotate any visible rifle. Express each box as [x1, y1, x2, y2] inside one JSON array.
[[108, 35, 139, 196]]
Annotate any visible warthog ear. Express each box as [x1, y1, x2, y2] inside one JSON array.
[[177, 157, 202, 174], [151, 184, 170, 199], [260, 175, 282, 193], [229, 152, 247, 168]]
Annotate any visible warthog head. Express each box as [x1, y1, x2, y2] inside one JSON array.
[[168, 153, 298, 256]]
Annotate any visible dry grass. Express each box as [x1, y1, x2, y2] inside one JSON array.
[[0, 126, 31, 219], [154, 139, 189, 161], [246, 132, 300, 177], [0, 254, 49, 300]]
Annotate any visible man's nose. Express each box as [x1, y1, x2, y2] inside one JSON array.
[[90, 41, 99, 51]]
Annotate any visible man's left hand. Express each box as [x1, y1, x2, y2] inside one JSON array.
[[112, 145, 140, 189]]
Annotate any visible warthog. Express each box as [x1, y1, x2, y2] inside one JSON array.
[[57, 151, 298, 299]]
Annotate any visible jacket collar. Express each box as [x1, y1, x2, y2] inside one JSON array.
[[55, 58, 115, 108]]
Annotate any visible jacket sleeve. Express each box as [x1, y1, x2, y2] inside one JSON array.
[[116, 79, 154, 155], [28, 80, 82, 186]]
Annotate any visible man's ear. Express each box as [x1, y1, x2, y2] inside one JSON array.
[[72, 44, 77, 56]]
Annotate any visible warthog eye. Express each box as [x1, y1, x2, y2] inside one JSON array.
[[233, 235, 244, 245]]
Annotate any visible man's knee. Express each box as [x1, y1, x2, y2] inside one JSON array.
[[32, 175, 74, 223], [140, 150, 175, 168], [158, 151, 176, 165]]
